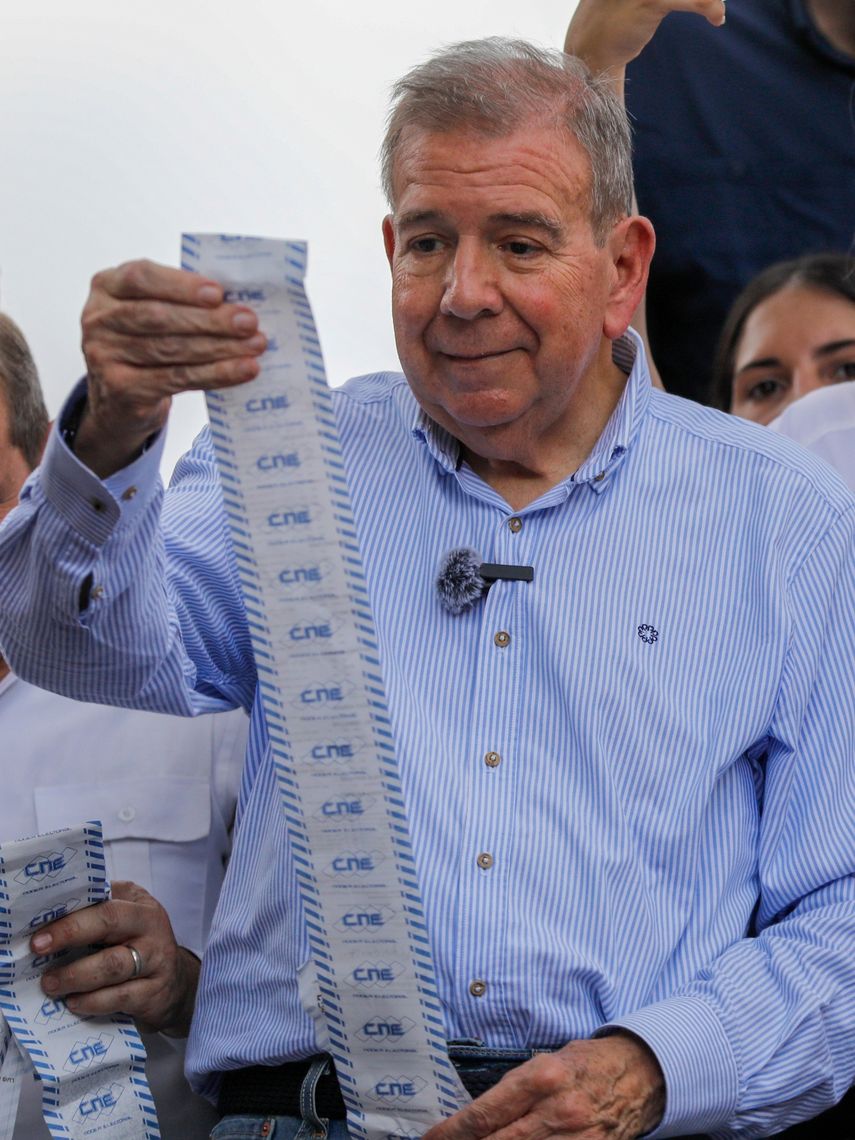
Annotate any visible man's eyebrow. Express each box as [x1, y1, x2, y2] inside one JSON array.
[[814, 338, 855, 358], [487, 211, 564, 237], [395, 210, 445, 229], [394, 209, 564, 237]]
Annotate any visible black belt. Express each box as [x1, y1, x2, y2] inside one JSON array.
[[218, 1047, 556, 1119], [217, 1050, 854, 1139]]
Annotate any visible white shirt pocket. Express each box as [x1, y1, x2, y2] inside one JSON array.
[[34, 777, 212, 953]]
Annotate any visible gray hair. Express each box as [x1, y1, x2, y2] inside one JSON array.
[[380, 37, 634, 244], [0, 313, 48, 470]]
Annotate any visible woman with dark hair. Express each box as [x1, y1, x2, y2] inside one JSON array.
[[713, 252, 855, 424]]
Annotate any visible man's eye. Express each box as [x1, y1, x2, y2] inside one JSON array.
[[502, 240, 539, 256], [410, 237, 443, 254], [831, 360, 855, 382], [746, 378, 786, 403]]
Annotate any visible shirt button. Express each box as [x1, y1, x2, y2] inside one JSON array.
[[494, 631, 510, 648], [90, 585, 105, 601], [484, 751, 501, 768], [469, 980, 487, 998], [594, 471, 605, 482], [91, 498, 106, 512], [117, 806, 136, 823], [476, 852, 494, 870], [508, 516, 522, 533], [121, 486, 138, 502]]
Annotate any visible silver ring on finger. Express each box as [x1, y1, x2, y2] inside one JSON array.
[[126, 944, 144, 980]]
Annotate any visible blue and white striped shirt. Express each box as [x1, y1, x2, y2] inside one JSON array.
[[1, 336, 853, 1138]]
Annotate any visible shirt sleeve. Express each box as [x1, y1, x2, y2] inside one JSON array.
[[0, 383, 256, 717], [601, 505, 855, 1138]]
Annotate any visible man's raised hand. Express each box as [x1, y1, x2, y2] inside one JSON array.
[[76, 259, 267, 477], [564, 0, 727, 92]]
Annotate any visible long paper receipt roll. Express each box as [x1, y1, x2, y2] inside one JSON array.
[[182, 233, 470, 1140]]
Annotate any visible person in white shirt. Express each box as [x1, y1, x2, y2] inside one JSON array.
[[0, 311, 249, 1139]]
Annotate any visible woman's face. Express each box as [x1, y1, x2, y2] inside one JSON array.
[[730, 283, 855, 425]]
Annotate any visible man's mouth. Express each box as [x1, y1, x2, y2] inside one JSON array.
[[440, 348, 517, 361]]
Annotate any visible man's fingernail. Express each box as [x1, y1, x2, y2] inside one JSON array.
[[233, 312, 258, 332], [239, 360, 260, 380], [247, 334, 267, 352], [32, 933, 51, 952], [198, 284, 221, 305]]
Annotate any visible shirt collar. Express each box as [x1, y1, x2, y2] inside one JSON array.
[[410, 329, 652, 493], [572, 329, 650, 494]]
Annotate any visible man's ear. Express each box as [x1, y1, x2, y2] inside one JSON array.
[[602, 215, 656, 341], [382, 215, 396, 268]]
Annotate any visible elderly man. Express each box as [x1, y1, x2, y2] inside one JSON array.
[[0, 311, 249, 1138], [0, 35, 852, 1140]]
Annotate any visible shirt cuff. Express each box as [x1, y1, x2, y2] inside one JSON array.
[[37, 379, 166, 545], [597, 994, 740, 1137]]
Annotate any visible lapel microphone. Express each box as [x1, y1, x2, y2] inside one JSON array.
[[436, 547, 534, 615]]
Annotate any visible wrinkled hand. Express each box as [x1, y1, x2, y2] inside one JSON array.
[[564, 0, 726, 88], [31, 880, 199, 1037], [425, 1035, 665, 1140], [76, 259, 267, 477]]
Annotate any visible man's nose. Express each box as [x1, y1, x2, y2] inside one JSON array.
[[440, 242, 503, 320]]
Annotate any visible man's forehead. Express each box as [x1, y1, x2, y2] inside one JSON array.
[[389, 122, 592, 214]]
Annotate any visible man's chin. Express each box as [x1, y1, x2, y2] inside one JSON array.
[[426, 398, 534, 443]]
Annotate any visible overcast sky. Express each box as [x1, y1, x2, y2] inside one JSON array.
[[0, 0, 578, 477]]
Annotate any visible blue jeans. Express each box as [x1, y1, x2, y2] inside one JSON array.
[[210, 1117, 350, 1140]]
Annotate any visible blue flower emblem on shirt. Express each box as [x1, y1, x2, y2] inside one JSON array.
[[637, 624, 659, 644]]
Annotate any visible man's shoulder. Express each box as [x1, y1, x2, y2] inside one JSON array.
[[332, 371, 418, 441], [333, 370, 411, 408], [647, 390, 855, 518]]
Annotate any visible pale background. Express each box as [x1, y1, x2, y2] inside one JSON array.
[[0, 0, 578, 477]]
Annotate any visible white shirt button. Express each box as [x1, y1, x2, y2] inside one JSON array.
[[117, 806, 136, 823]]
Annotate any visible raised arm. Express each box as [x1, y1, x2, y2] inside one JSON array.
[[0, 261, 266, 715], [564, 0, 726, 99], [562, 1, 725, 388]]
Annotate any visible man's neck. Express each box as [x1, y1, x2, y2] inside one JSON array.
[[0, 657, 9, 684], [806, 0, 855, 57], [461, 351, 629, 512]]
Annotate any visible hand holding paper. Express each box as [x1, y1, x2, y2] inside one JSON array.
[[33, 880, 199, 1037], [75, 259, 267, 477]]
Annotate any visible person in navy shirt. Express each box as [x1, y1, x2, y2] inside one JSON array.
[[624, 0, 855, 403]]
